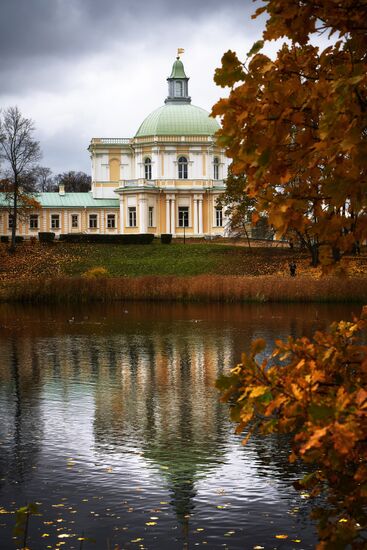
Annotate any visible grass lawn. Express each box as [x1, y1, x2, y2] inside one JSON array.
[[60, 241, 240, 277], [0, 240, 366, 282]]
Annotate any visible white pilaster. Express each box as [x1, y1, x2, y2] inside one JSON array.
[[119, 197, 125, 233], [166, 198, 171, 233], [193, 199, 198, 235], [139, 196, 148, 233], [198, 199, 203, 235], [170, 196, 176, 236]]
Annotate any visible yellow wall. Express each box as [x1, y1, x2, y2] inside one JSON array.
[[109, 149, 120, 182]]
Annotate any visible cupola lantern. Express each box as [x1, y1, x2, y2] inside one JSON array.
[[165, 51, 191, 104]]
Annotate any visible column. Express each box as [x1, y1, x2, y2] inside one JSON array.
[[170, 196, 176, 236], [166, 197, 171, 233], [193, 199, 198, 235], [64, 210, 69, 234], [198, 198, 203, 235], [119, 197, 125, 234], [139, 196, 148, 234]]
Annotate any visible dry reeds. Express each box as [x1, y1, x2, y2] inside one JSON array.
[[1, 275, 367, 304]]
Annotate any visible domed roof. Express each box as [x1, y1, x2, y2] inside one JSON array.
[[135, 104, 220, 138]]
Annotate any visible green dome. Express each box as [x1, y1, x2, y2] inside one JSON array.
[[135, 104, 220, 138], [169, 58, 187, 79]]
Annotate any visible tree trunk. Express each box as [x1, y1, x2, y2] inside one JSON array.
[[10, 179, 17, 252], [310, 243, 319, 267]]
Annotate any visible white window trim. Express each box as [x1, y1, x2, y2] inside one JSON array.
[[178, 206, 190, 228], [88, 213, 99, 230], [29, 214, 39, 230], [70, 213, 80, 229], [214, 207, 223, 227], [51, 213, 61, 230], [107, 213, 116, 229], [128, 206, 137, 227]]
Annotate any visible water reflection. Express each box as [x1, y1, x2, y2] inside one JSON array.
[[0, 302, 357, 549]]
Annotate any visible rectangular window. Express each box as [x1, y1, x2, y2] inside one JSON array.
[[107, 214, 116, 229], [8, 215, 14, 229], [89, 214, 98, 229], [215, 207, 223, 227], [71, 214, 79, 229], [178, 206, 189, 228], [51, 214, 60, 229], [128, 207, 137, 227], [148, 206, 154, 227], [29, 214, 39, 230]]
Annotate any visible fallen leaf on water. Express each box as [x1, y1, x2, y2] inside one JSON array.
[[275, 534, 288, 539], [339, 518, 348, 523], [131, 538, 144, 543], [146, 522, 157, 526], [292, 540, 301, 543], [253, 546, 265, 550], [41, 534, 50, 538], [196, 528, 204, 532]]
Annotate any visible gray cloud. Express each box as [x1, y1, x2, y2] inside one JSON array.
[[0, 0, 257, 61], [0, 0, 265, 172]]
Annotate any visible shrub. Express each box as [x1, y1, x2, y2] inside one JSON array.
[[0, 236, 9, 243], [82, 267, 109, 278], [160, 233, 172, 244], [39, 232, 55, 243], [59, 233, 154, 244]]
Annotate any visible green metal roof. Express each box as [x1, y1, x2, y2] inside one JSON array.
[[169, 58, 187, 79], [32, 192, 119, 208], [135, 104, 220, 138]]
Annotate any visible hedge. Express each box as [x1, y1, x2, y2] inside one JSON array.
[[161, 233, 172, 244], [1, 235, 23, 243], [59, 233, 155, 244], [39, 232, 55, 243]]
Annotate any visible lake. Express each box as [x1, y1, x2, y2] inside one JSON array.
[[0, 302, 359, 549]]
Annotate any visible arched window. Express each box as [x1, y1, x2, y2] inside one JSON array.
[[175, 81, 183, 97], [178, 156, 188, 179], [144, 157, 152, 180], [213, 157, 219, 180]]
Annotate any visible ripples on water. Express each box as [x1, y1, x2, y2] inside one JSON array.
[[0, 302, 357, 549]]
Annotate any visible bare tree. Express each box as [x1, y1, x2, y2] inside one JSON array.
[[54, 171, 91, 192], [35, 166, 53, 192], [0, 107, 41, 250]]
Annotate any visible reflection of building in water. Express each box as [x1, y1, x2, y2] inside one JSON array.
[[0, 321, 234, 527], [91, 329, 233, 525], [0, 337, 43, 485]]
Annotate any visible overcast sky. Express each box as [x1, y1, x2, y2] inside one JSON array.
[[0, 0, 273, 174]]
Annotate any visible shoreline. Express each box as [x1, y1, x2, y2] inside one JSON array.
[[1, 274, 366, 304]]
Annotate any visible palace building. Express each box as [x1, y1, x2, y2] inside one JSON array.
[[2, 55, 229, 238]]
